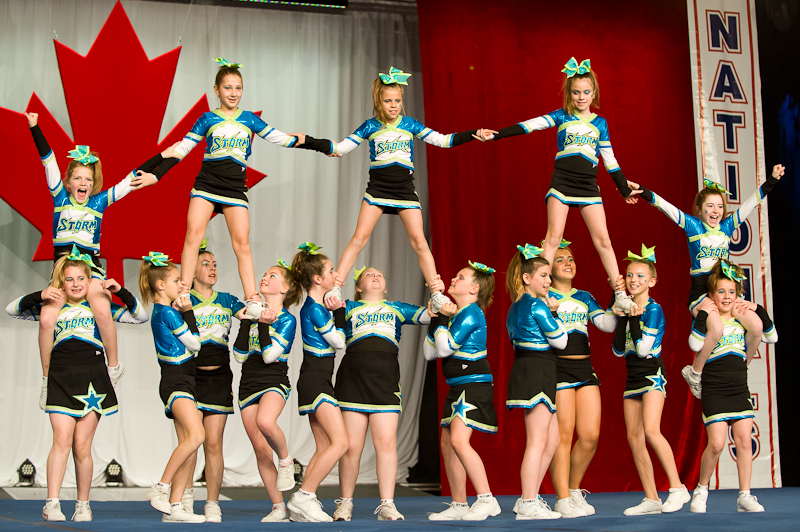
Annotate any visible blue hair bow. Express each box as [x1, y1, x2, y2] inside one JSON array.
[[561, 57, 591, 78], [67, 145, 99, 165]]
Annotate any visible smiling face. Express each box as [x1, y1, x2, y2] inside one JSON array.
[[523, 263, 552, 297], [551, 249, 576, 283], [625, 262, 656, 297], [710, 278, 737, 317], [357, 268, 386, 299], [260, 266, 289, 296], [380, 87, 403, 123], [65, 166, 94, 204], [570, 78, 595, 116], [699, 193, 725, 227], [62, 265, 90, 303], [194, 252, 217, 288], [214, 74, 243, 113]]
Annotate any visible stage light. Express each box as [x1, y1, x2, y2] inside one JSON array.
[[17, 459, 35, 486], [293, 459, 304, 483], [105, 459, 124, 486]]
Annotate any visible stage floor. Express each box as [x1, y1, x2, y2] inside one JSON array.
[[1, 487, 796, 531]]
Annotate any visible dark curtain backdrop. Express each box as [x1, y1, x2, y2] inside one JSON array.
[[417, 0, 705, 495]]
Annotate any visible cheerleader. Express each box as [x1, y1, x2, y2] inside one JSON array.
[[477, 58, 642, 314], [630, 165, 784, 397], [546, 241, 616, 517], [505, 245, 566, 519], [23, 112, 170, 410], [6, 247, 148, 522], [688, 259, 776, 513], [612, 246, 689, 515], [423, 262, 500, 522], [323, 67, 484, 313], [285, 243, 348, 523], [139, 253, 206, 523], [324, 267, 433, 521], [232, 260, 302, 522]]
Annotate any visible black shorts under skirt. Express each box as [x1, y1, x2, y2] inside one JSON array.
[[297, 355, 338, 415], [556, 356, 600, 391], [506, 351, 557, 412], [441, 382, 497, 434], [238, 356, 291, 409], [335, 351, 401, 414], [159, 359, 197, 419], [362, 167, 420, 215], [195, 365, 234, 415], [545, 172, 602, 206], [624, 355, 667, 399], [46, 353, 117, 417], [701, 355, 754, 426]]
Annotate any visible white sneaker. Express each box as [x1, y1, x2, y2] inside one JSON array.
[[72, 500, 92, 522], [512, 497, 521, 514], [146, 484, 171, 514], [261, 504, 289, 522], [690, 485, 708, 513], [276, 461, 296, 491], [287, 492, 332, 523], [181, 489, 194, 514], [428, 502, 469, 521], [737, 492, 765, 512], [554, 497, 587, 518], [614, 290, 635, 314], [570, 488, 596, 515], [682, 366, 702, 399], [333, 498, 353, 521], [244, 299, 264, 320], [461, 496, 501, 521], [430, 292, 451, 315], [516, 498, 561, 520], [204, 501, 222, 523], [162, 507, 206, 523], [624, 497, 662, 516], [662, 485, 690, 513], [375, 501, 404, 521], [42, 500, 65, 521], [40, 376, 48, 411], [323, 286, 342, 303]]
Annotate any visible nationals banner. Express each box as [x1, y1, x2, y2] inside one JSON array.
[[687, 0, 781, 488]]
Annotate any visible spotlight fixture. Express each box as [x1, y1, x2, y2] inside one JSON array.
[[293, 458, 304, 483], [105, 459, 124, 486], [17, 459, 35, 486]]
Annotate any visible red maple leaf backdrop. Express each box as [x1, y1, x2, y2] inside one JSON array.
[[0, 2, 266, 285], [418, 0, 707, 495]]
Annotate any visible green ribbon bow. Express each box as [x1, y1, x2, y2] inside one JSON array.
[[379, 66, 411, 85], [142, 251, 171, 267], [67, 244, 94, 265], [721, 261, 746, 283], [703, 178, 731, 195], [624, 244, 657, 263], [517, 243, 543, 260], [213, 57, 243, 68], [277, 257, 291, 270], [354, 265, 367, 282], [67, 145, 99, 165], [539, 238, 571, 249], [468, 260, 496, 274], [561, 57, 591, 78], [198, 238, 209, 252], [298, 242, 322, 255]]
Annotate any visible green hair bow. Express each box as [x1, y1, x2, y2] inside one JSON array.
[[143, 251, 171, 267], [199, 238, 209, 253], [469, 261, 495, 274], [213, 57, 243, 68], [379, 66, 411, 86], [277, 257, 291, 270], [625, 244, 656, 263], [67, 145, 99, 165], [721, 261, 746, 283], [354, 265, 367, 282], [539, 238, 571, 249], [298, 242, 322, 255], [67, 244, 94, 265], [517, 243, 543, 260], [703, 178, 731, 195], [561, 57, 591, 78]]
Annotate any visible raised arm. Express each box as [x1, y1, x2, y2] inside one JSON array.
[[27, 113, 63, 194], [728, 164, 784, 229], [639, 186, 687, 228]]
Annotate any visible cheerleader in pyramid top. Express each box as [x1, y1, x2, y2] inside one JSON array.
[[139, 253, 206, 524], [687, 259, 776, 513], [146, 59, 332, 322], [285, 243, 348, 523], [6, 247, 148, 522], [504, 245, 566, 520], [611, 246, 689, 516], [423, 262, 501, 522], [232, 258, 302, 523], [629, 165, 784, 399], [545, 240, 617, 518], [323, 266, 432, 521], [477, 58, 642, 314], [24, 112, 173, 412], [177, 240, 246, 523], [322, 67, 489, 314]]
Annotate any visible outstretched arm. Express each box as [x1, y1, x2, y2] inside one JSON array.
[[26, 113, 63, 194]]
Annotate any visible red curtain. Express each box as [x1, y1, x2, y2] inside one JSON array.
[[417, 0, 705, 495]]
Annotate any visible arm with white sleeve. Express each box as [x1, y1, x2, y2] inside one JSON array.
[[588, 293, 618, 333], [178, 309, 202, 352], [534, 303, 568, 350], [423, 314, 451, 361], [319, 307, 346, 351], [490, 113, 557, 141]]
